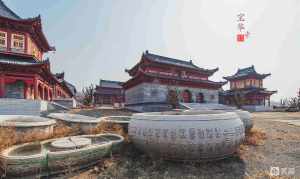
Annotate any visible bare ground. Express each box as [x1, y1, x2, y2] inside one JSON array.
[[66, 110, 300, 179]]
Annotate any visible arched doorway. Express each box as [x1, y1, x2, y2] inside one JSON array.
[[182, 90, 192, 103], [196, 93, 204, 103]]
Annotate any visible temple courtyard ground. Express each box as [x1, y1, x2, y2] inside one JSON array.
[[65, 110, 300, 179]]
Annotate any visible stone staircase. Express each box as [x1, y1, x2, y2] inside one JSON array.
[[0, 98, 51, 116]]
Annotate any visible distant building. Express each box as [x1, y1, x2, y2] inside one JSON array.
[[221, 65, 277, 111], [0, 0, 75, 100], [94, 79, 124, 107], [123, 51, 226, 112]]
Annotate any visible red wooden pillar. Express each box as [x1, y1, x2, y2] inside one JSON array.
[[0, 74, 5, 97], [34, 78, 38, 100], [42, 86, 45, 100]]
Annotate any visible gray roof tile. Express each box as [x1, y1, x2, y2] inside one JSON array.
[[0, 0, 20, 20], [99, 80, 123, 89]]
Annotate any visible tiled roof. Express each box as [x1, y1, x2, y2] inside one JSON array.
[[143, 51, 218, 74], [221, 87, 277, 96], [64, 81, 77, 96], [0, 0, 20, 20], [224, 65, 270, 80], [99, 79, 123, 89]]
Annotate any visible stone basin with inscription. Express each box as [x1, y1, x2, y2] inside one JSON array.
[[129, 110, 245, 161]]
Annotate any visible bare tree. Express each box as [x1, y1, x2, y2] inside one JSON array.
[[82, 84, 95, 106]]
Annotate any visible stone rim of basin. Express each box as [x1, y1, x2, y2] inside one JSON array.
[[0, 142, 44, 159], [132, 110, 239, 121], [98, 133, 125, 143], [101, 116, 131, 124], [0, 115, 56, 127], [48, 113, 102, 123]]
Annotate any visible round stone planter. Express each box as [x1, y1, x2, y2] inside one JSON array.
[[48, 113, 103, 134], [102, 116, 131, 133], [0, 134, 114, 177], [0, 115, 56, 142], [129, 111, 245, 161], [98, 133, 125, 153]]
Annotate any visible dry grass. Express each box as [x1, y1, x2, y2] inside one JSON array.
[[0, 122, 80, 152], [89, 121, 128, 142], [0, 127, 17, 152], [244, 128, 267, 146], [246, 171, 295, 179]]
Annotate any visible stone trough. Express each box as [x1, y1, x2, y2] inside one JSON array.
[[0, 133, 124, 177], [101, 116, 131, 133], [0, 115, 56, 142], [129, 110, 245, 162], [47, 113, 103, 134]]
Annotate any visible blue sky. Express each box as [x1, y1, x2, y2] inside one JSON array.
[[5, 0, 300, 101]]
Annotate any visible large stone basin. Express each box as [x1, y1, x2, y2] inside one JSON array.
[[0, 134, 118, 177], [48, 113, 103, 134], [129, 110, 245, 161], [0, 115, 56, 142]]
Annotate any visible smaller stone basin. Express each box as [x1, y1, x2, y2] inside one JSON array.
[[0, 115, 56, 142], [48, 113, 103, 134], [102, 116, 131, 133], [0, 134, 117, 177]]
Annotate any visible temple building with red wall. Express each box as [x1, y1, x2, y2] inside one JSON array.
[[123, 51, 226, 112], [0, 1, 75, 101], [220, 65, 277, 111], [94, 79, 124, 107]]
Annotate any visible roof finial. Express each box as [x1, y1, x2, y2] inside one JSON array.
[[145, 50, 149, 54]]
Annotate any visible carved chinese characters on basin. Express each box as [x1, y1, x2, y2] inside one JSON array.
[[129, 111, 245, 161]]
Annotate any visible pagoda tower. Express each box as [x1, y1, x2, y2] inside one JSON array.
[[221, 65, 277, 111]]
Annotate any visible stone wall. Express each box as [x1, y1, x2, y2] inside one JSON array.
[[0, 98, 48, 115]]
